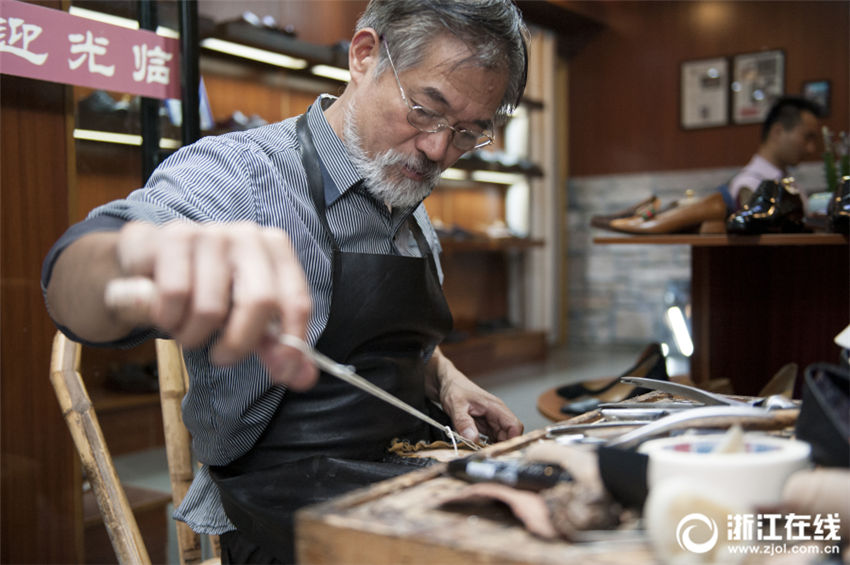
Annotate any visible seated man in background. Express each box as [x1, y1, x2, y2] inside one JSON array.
[[42, 0, 528, 562], [729, 96, 822, 209]]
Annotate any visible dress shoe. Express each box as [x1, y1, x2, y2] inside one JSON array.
[[827, 175, 850, 235], [590, 195, 661, 230], [726, 178, 806, 234], [558, 343, 669, 415], [556, 342, 665, 400], [607, 192, 727, 234]]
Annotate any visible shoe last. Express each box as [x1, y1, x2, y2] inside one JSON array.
[[726, 178, 806, 235], [827, 175, 850, 235], [607, 192, 727, 235]]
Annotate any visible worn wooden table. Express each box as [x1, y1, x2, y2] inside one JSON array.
[[295, 393, 807, 565], [294, 426, 654, 565]]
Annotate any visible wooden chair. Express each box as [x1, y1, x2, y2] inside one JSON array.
[[50, 331, 220, 565], [155, 338, 220, 564]]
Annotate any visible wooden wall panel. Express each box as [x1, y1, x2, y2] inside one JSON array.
[[565, 0, 849, 176], [1, 74, 80, 562]]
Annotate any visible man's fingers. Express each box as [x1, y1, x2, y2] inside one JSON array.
[[153, 224, 194, 332], [263, 227, 312, 340], [211, 225, 279, 365], [112, 221, 317, 390], [176, 228, 231, 347]]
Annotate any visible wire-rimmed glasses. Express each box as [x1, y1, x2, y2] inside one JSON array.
[[383, 40, 494, 152]]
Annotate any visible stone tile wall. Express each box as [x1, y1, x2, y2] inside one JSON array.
[[565, 162, 825, 348]]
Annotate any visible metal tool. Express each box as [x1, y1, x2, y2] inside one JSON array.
[[105, 277, 481, 451], [621, 377, 799, 410], [621, 377, 752, 406], [600, 407, 677, 421], [605, 405, 774, 449], [277, 334, 480, 451], [596, 401, 701, 410], [545, 420, 648, 436]]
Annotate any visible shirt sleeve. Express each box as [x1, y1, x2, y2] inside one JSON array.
[[41, 133, 267, 348]]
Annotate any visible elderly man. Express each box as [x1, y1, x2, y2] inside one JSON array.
[[43, 0, 529, 561]]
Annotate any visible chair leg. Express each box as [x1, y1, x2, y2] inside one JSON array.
[[50, 332, 152, 565]]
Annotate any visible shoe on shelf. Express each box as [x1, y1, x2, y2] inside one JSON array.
[[726, 178, 806, 235], [607, 192, 727, 235], [590, 195, 661, 230]]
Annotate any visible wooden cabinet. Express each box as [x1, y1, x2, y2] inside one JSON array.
[[595, 233, 849, 394]]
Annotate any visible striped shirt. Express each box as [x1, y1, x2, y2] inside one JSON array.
[[45, 95, 444, 534]]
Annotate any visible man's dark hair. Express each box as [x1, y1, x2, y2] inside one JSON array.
[[761, 96, 823, 141]]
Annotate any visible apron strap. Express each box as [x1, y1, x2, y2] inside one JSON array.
[[296, 113, 340, 254], [297, 111, 438, 275]]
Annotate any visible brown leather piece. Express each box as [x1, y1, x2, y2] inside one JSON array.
[[439, 482, 560, 539]]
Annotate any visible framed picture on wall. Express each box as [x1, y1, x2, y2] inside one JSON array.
[[680, 57, 729, 129], [731, 49, 785, 124], [802, 79, 830, 117]]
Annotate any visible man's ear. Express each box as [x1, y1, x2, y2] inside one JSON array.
[[348, 28, 381, 84], [767, 121, 786, 143]]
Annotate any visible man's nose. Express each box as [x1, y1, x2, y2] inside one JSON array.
[[415, 128, 453, 163]]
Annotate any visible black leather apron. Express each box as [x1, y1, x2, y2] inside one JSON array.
[[210, 113, 453, 563]]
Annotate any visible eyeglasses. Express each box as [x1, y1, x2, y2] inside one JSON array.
[[383, 40, 494, 152]]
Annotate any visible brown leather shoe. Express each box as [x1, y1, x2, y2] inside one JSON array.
[[590, 195, 662, 229], [607, 192, 727, 234]]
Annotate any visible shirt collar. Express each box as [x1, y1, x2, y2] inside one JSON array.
[[305, 95, 362, 204]]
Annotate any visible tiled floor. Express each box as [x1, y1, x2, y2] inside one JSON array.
[[114, 342, 686, 563]]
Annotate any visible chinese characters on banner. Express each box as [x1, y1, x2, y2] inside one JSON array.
[[0, 0, 180, 100]]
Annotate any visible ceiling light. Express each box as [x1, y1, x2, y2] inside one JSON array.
[[310, 65, 350, 82], [74, 129, 181, 150], [470, 170, 524, 185], [68, 6, 139, 29], [440, 168, 467, 181], [200, 38, 308, 70]]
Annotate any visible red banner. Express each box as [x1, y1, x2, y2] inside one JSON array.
[[0, 0, 180, 99]]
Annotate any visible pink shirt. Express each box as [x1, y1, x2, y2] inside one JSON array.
[[728, 154, 784, 207]]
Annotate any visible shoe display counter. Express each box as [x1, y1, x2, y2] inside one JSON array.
[[595, 233, 849, 394]]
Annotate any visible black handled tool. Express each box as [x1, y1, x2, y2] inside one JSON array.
[[446, 456, 572, 491]]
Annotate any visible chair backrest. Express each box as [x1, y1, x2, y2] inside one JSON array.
[[155, 339, 220, 565], [50, 331, 152, 565], [50, 332, 219, 565]]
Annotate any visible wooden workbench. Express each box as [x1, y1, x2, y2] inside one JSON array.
[[295, 427, 654, 565]]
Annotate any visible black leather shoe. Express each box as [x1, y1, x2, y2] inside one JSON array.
[[726, 178, 806, 234], [556, 342, 668, 400], [827, 175, 850, 235]]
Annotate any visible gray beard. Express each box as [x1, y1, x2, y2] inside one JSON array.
[[343, 109, 441, 209]]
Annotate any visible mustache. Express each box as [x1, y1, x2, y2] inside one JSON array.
[[380, 149, 441, 183]]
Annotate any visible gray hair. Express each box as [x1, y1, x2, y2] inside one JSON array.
[[356, 0, 529, 124]]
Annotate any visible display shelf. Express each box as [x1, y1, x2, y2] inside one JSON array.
[[452, 153, 544, 177], [440, 237, 545, 252], [594, 232, 848, 247]]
